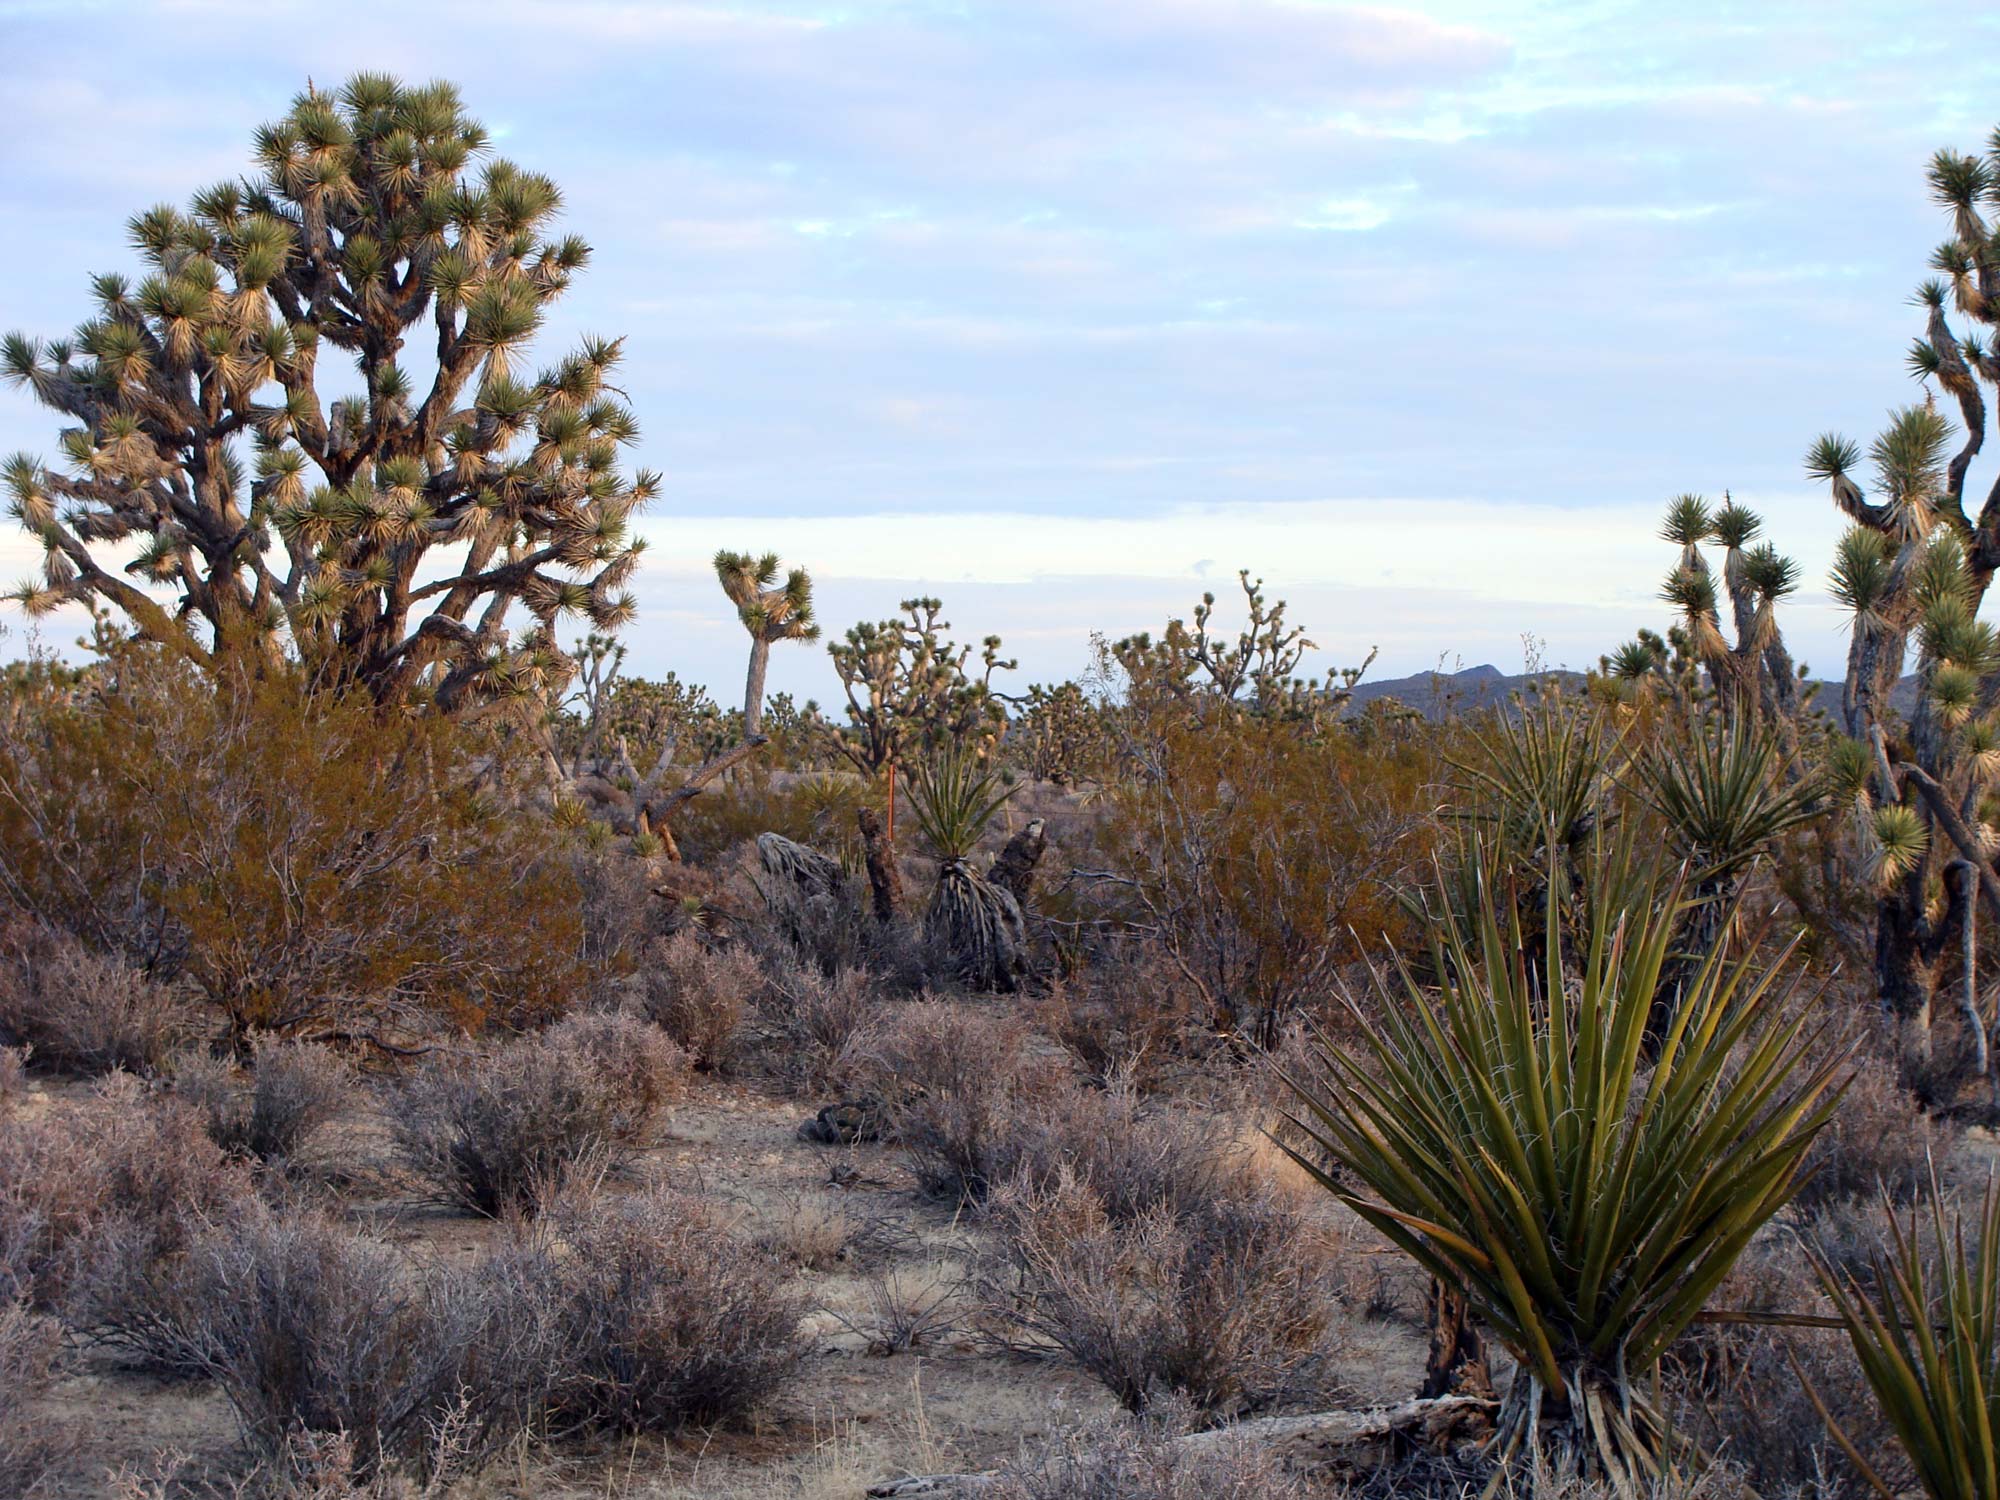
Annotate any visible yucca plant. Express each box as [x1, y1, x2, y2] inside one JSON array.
[[907, 749, 1025, 990], [1447, 699, 1619, 871], [1628, 717, 1824, 892], [1282, 840, 1849, 1489], [1807, 1174, 2000, 1500], [906, 749, 1017, 863]]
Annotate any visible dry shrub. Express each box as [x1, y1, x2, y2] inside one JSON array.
[[1792, 1057, 1952, 1216], [143, 1204, 539, 1480], [988, 1409, 1313, 1500], [0, 1045, 23, 1101], [542, 1010, 689, 1140], [757, 959, 878, 1093], [0, 1295, 61, 1498], [491, 1184, 808, 1434], [636, 932, 762, 1072], [1665, 1235, 1888, 1498], [1029, 944, 1200, 1092], [389, 1022, 673, 1216], [874, 1003, 1055, 1203], [980, 1126, 1346, 1420], [174, 1039, 352, 1163], [0, 925, 193, 1076], [0, 1074, 244, 1309]]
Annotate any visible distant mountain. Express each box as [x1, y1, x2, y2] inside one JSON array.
[[1343, 664, 1582, 719]]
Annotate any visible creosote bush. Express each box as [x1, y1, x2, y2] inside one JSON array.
[[389, 1020, 676, 1216], [0, 923, 193, 1076], [0, 654, 588, 1044], [637, 932, 761, 1072]]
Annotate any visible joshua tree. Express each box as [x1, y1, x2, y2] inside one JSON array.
[[1804, 130, 2000, 1083], [827, 597, 1013, 777], [1108, 570, 1374, 725], [1615, 494, 1805, 730], [713, 550, 818, 736], [2, 74, 650, 712]]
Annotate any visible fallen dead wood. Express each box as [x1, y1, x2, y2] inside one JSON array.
[[863, 1394, 1493, 1497]]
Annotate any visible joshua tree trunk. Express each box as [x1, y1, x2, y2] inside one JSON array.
[[743, 638, 772, 736], [857, 807, 902, 922]]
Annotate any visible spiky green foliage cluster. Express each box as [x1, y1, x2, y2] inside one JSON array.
[[714, 551, 817, 651], [906, 747, 1017, 861], [1810, 1175, 2000, 1500], [1603, 494, 1804, 722], [2, 74, 652, 710], [1446, 698, 1616, 865], [1627, 717, 1823, 885], [1282, 841, 1847, 1486]]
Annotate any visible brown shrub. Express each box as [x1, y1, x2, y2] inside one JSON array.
[[0, 1295, 61, 1498], [490, 1184, 808, 1434], [979, 1097, 1347, 1420], [635, 932, 761, 1072], [0, 926, 193, 1077], [0, 1075, 244, 1310], [0, 1045, 22, 1102], [1792, 1056, 1953, 1216], [0, 655, 587, 1043], [388, 1023, 671, 1216], [173, 1039, 352, 1164], [757, 960, 879, 1094], [874, 1003, 1056, 1203]]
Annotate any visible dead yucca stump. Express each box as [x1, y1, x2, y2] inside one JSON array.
[[926, 858, 1027, 992]]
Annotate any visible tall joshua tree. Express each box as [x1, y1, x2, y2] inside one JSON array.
[[713, 550, 818, 735], [1806, 131, 2000, 1082], [2, 74, 651, 712], [1646, 494, 1804, 729]]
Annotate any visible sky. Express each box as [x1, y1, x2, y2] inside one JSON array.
[[3, 0, 2000, 707]]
